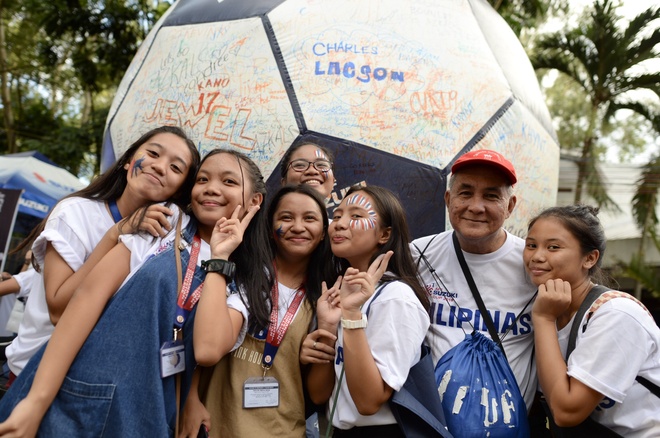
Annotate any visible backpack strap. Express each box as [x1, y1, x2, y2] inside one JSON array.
[[567, 285, 660, 399], [452, 231, 506, 356], [587, 291, 652, 321], [566, 285, 610, 358], [637, 376, 660, 398], [364, 282, 390, 317], [413, 234, 439, 270]]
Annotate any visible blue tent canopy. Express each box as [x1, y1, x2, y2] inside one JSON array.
[[0, 152, 85, 219]]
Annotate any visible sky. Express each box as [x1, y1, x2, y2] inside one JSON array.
[[568, 0, 655, 18]]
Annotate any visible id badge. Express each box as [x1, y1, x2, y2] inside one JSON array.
[[160, 340, 185, 378], [243, 376, 279, 408]]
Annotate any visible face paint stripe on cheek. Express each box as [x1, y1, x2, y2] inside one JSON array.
[[349, 218, 376, 230], [274, 224, 284, 239], [131, 155, 145, 177]]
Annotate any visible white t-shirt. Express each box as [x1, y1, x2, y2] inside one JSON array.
[[410, 230, 538, 410], [6, 199, 192, 375], [14, 267, 37, 300], [119, 205, 194, 287], [228, 281, 304, 351], [0, 268, 38, 336], [329, 280, 429, 429], [557, 295, 660, 438], [7, 197, 117, 375], [0, 295, 18, 337]]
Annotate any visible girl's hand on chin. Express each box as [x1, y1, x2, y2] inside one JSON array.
[[210, 205, 259, 260], [340, 251, 393, 314], [532, 278, 572, 322]]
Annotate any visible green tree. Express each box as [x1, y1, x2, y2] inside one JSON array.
[[0, 0, 171, 176], [488, 0, 567, 36], [531, 0, 660, 207], [619, 155, 660, 298]]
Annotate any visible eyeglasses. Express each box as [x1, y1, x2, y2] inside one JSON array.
[[287, 159, 332, 173]]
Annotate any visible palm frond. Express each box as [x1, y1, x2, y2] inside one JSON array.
[[605, 100, 659, 129], [632, 156, 660, 233], [621, 6, 660, 47], [584, 155, 619, 210], [619, 253, 660, 296]]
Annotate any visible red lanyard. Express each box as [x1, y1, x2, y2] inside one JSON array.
[[262, 269, 305, 369], [174, 234, 203, 329]]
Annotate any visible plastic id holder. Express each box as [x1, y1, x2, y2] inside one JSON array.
[[243, 376, 279, 408], [160, 340, 185, 378]]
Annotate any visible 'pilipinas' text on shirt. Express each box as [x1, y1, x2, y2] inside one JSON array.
[[430, 302, 532, 335]]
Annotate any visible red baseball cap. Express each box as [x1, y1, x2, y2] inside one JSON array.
[[451, 149, 517, 185]]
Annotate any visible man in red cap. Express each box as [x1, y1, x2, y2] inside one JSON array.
[[411, 149, 537, 426]]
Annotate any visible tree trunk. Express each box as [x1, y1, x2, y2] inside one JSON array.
[[574, 105, 600, 204], [573, 136, 591, 204], [0, 0, 16, 153], [81, 87, 92, 125]]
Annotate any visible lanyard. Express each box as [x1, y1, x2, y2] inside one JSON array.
[[174, 234, 203, 331], [262, 274, 305, 371], [107, 200, 123, 223]]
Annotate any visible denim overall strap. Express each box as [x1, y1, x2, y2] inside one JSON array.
[[0, 219, 206, 437]]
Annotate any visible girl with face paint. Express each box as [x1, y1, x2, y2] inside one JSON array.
[[5, 126, 200, 384], [196, 184, 339, 438], [302, 186, 430, 437], [0, 149, 270, 437], [281, 142, 336, 200]]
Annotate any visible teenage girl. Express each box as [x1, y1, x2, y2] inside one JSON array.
[[189, 184, 338, 437], [281, 141, 337, 438], [5, 126, 200, 383], [181, 142, 338, 437], [525, 205, 660, 437], [280, 141, 335, 200], [304, 185, 430, 437], [0, 149, 270, 437]]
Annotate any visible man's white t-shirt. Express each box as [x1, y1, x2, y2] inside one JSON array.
[[410, 230, 538, 410]]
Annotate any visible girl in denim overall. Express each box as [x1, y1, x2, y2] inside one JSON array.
[[0, 149, 271, 437], [5, 126, 200, 384]]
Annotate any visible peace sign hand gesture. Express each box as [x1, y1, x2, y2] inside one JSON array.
[[316, 276, 343, 331], [210, 205, 260, 260], [340, 251, 393, 317]]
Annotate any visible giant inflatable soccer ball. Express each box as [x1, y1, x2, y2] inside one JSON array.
[[103, 0, 559, 238]]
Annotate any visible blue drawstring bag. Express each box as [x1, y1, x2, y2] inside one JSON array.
[[435, 331, 529, 438]]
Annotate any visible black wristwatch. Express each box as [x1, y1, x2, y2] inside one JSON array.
[[201, 259, 236, 280]]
